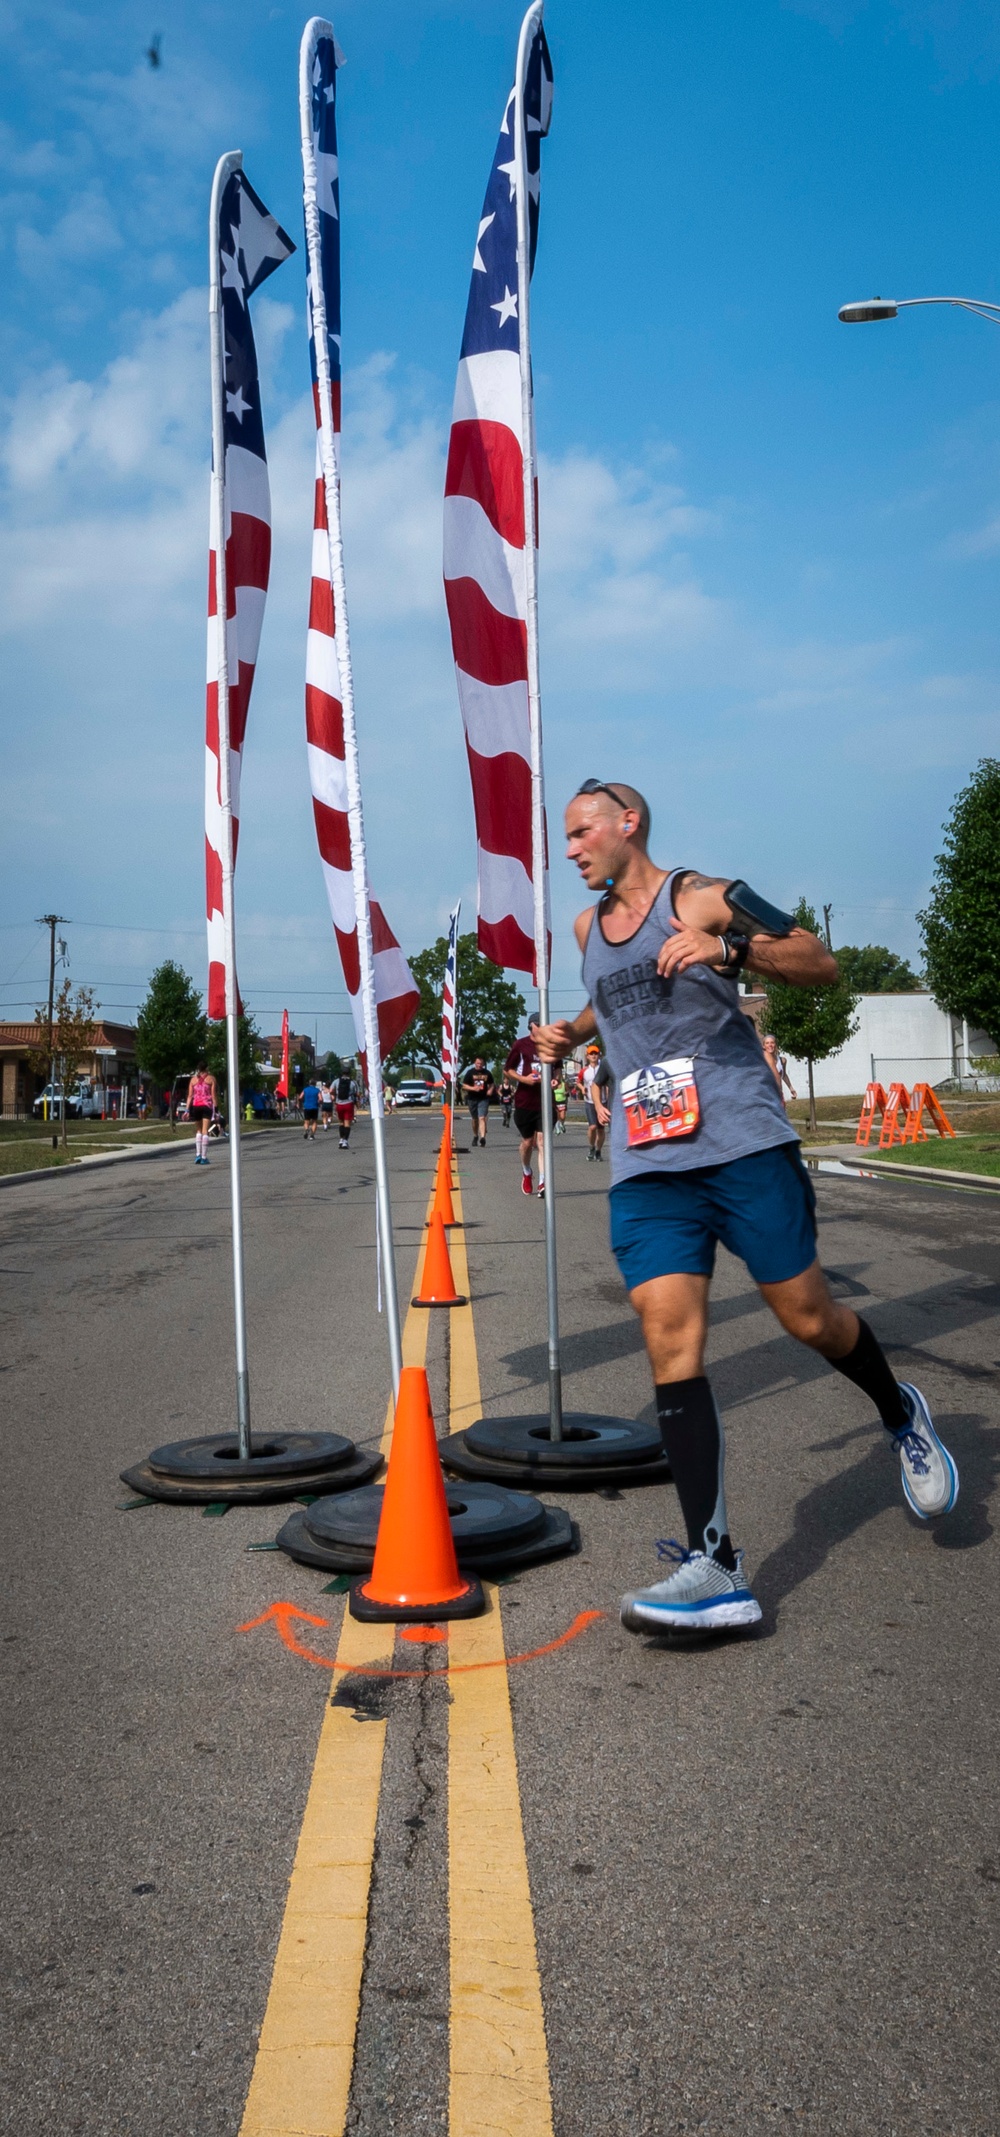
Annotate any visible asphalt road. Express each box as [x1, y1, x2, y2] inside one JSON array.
[[1, 1115, 998, 2135]]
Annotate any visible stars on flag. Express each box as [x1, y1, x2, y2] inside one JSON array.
[[491, 284, 518, 328]]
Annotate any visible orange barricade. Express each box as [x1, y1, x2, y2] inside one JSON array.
[[856, 1083, 888, 1146], [878, 1084, 910, 1148], [901, 1084, 956, 1143]]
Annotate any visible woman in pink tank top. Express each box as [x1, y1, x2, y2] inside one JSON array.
[[187, 1063, 217, 1166]]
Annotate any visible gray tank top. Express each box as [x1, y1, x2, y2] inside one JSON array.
[[581, 869, 797, 1183]]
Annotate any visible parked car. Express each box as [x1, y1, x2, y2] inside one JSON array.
[[32, 1081, 101, 1119], [394, 1079, 434, 1108]]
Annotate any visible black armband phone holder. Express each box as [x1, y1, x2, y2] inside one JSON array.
[[724, 880, 795, 937]]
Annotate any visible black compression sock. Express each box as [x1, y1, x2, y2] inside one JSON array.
[[654, 1376, 736, 1571], [828, 1317, 906, 1435]]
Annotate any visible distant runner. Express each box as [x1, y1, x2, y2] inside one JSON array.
[[462, 1057, 493, 1149], [582, 1043, 609, 1162], [188, 1063, 217, 1167], [535, 778, 959, 1638], [335, 1069, 358, 1149], [499, 1076, 515, 1128], [553, 1068, 568, 1134], [505, 1015, 548, 1197], [320, 1080, 335, 1131], [301, 1079, 320, 1140]]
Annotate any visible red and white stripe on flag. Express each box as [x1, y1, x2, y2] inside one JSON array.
[[204, 443, 270, 1018], [305, 391, 418, 1062], [443, 19, 553, 979], [444, 356, 538, 974]]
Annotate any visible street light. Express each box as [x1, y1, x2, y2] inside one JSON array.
[[839, 294, 1000, 326]]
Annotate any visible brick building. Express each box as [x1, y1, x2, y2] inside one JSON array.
[[0, 1021, 138, 1118]]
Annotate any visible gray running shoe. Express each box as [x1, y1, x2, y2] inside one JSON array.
[[894, 1383, 959, 1519], [621, 1540, 762, 1635]]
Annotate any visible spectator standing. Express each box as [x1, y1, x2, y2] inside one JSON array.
[[762, 1033, 797, 1108]]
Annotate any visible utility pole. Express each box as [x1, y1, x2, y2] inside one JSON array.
[[822, 903, 833, 952], [36, 914, 67, 1149]]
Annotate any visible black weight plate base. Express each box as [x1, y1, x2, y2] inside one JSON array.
[[465, 1413, 662, 1470], [303, 1479, 546, 1553], [438, 1432, 671, 1491], [349, 1573, 485, 1623], [411, 1295, 468, 1309], [276, 1504, 576, 1575], [145, 1429, 355, 1482], [119, 1447, 383, 1505]]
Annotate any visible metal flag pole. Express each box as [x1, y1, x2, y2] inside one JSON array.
[[450, 919, 459, 1123], [300, 20, 403, 1398], [514, 0, 562, 1440], [209, 148, 253, 1459]]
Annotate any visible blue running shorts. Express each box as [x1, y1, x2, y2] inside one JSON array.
[[609, 1143, 817, 1290]]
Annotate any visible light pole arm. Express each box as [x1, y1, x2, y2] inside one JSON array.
[[839, 294, 1000, 326]]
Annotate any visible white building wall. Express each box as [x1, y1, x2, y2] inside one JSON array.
[[780, 994, 968, 1099]]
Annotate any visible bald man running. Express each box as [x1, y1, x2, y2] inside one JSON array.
[[535, 779, 958, 1638]]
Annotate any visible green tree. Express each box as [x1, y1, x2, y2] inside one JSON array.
[[834, 944, 921, 994], [760, 900, 859, 1131], [384, 932, 525, 1080], [136, 962, 206, 1119], [322, 1050, 344, 1080], [918, 759, 1000, 1046], [206, 1011, 265, 1108], [32, 980, 99, 1149]]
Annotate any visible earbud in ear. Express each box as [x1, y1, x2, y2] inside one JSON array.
[[605, 877, 615, 888]]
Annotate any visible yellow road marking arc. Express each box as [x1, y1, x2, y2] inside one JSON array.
[[446, 1180, 555, 2137]]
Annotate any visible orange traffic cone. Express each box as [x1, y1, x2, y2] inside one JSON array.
[[350, 1366, 483, 1621], [412, 1208, 467, 1306], [430, 1160, 456, 1228]]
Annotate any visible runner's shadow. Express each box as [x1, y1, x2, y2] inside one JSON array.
[[754, 1410, 998, 1628]]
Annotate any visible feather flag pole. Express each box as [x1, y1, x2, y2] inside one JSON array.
[[206, 152, 294, 1453], [299, 19, 418, 1395]]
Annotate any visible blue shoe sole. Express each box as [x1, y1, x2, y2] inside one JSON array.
[[898, 1384, 960, 1518]]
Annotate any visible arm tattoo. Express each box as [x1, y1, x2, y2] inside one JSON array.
[[681, 872, 720, 891]]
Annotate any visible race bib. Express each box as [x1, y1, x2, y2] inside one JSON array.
[[621, 1058, 700, 1147]]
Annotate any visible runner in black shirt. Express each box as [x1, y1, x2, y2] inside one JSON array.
[[462, 1057, 494, 1149]]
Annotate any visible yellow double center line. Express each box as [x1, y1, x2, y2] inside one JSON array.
[[240, 1170, 553, 2137]]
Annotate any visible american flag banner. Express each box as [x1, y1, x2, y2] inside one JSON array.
[[299, 20, 418, 1067], [443, 7, 553, 976], [440, 901, 461, 1082], [205, 160, 294, 1019]]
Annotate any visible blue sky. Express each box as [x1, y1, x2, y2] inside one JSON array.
[[2, 0, 1000, 1051]]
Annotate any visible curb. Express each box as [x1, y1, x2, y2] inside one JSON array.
[[0, 1125, 286, 1193], [835, 1151, 1000, 1193]]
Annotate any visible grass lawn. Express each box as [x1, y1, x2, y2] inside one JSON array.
[[0, 1118, 278, 1178], [869, 1135, 1000, 1179]]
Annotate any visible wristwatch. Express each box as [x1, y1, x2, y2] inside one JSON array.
[[720, 930, 750, 972]]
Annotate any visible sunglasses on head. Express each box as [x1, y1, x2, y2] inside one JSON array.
[[575, 778, 631, 812]]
